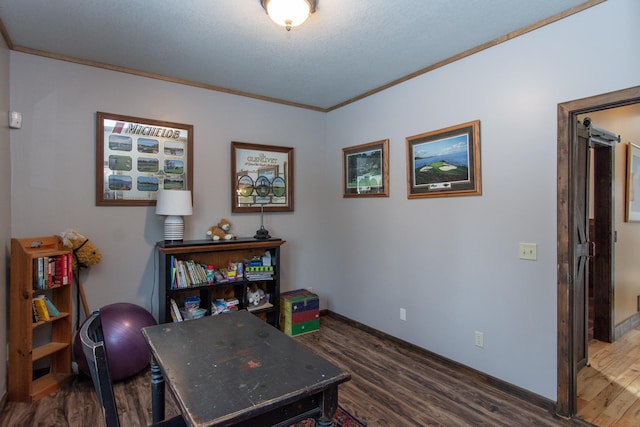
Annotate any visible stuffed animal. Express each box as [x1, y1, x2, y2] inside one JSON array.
[[247, 283, 265, 306], [207, 218, 237, 241], [60, 229, 102, 272], [206, 225, 226, 241]]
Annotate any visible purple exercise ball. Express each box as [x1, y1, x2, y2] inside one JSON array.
[[74, 302, 157, 381]]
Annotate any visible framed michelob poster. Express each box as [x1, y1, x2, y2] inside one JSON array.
[[96, 112, 193, 206]]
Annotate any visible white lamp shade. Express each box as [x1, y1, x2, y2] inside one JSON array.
[[156, 190, 192, 241], [264, 0, 312, 29], [155, 190, 193, 216]]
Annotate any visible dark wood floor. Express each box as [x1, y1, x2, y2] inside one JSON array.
[[0, 313, 591, 426]]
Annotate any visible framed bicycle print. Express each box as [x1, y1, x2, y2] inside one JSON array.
[[231, 141, 294, 213]]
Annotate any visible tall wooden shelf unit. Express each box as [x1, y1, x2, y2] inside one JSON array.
[[157, 238, 285, 326], [9, 236, 74, 402]]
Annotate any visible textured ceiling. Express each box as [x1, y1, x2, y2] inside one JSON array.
[[0, 0, 599, 111]]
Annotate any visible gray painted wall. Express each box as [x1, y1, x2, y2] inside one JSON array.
[[0, 26, 10, 399], [324, 0, 639, 400], [3, 0, 639, 402]]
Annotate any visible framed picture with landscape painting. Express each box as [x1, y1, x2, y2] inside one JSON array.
[[342, 139, 389, 198], [626, 143, 640, 222], [406, 120, 481, 199]]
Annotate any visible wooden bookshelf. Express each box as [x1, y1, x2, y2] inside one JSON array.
[[8, 236, 74, 402], [157, 238, 284, 327]]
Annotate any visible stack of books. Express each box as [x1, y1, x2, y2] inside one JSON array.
[[32, 295, 61, 322], [32, 254, 73, 289], [211, 298, 239, 315], [245, 265, 274, 281], [170, 257, 209, 289]]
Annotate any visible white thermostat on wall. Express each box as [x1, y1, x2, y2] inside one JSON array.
[[9, 111, 22, 129]]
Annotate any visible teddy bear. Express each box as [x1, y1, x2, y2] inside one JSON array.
[[207, 218, 237, 241], [207, 225, 226, 241]]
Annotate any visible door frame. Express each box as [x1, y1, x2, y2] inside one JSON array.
[[557, 85, 640, 417]]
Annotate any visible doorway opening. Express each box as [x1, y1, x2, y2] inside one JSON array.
[[557, 86, 640, 417]]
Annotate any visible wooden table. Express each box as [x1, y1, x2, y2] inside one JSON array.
[[141, 310, 351, 427]]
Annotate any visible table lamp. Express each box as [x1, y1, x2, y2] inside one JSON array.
[[155, 190, 193, 242]]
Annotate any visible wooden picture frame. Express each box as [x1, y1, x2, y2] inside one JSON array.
[[626, 143, 640, 222], [406, 120, 481, 199], [231, 141, 294, 212], [96, 112, 193, 206], [342, 139, 389, 197]]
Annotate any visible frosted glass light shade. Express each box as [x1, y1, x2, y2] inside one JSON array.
[[156, 190, 192, 241], [261, 0, 316, 31]]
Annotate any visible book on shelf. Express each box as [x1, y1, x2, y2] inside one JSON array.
[[211, 299, 228, 315], [53, 253, 72, 285], [169, 298, 183, 322], [171, 258, 209, 289], [211, 298, 242, 315], [170, 256, 176, 289], [43, 295, 60, 317], [180, 307, 206, 320], [33, 254, 73, 289], [193, 260, 208, 283], [183, 260, 195, 285], [45, 257, 52, 287], [32, 295, 50, 321], [246, 273, 274, 281], [247, 301, 273, 312], [33, 257, 44, 289], [185, 260, 201, 285], [68, 253, 73, 282], [176, 261, 187, 288], [245, 264, 274, 281], [225, 298, 239, 308], [32, 300, 38, 323]]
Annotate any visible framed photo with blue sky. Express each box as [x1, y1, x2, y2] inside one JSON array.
[[406, 120, 481, 199]]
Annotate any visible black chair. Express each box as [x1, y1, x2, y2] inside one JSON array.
[[80, 310, 186, 427]]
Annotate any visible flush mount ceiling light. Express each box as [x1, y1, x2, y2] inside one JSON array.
[[261, 0, 317, 31]]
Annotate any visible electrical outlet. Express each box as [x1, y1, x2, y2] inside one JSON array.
[[474, 331, 484, 348], [400, 308, 407, 321], [519, 243, 537, 260]]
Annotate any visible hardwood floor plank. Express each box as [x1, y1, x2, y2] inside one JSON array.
[[0, 313, 605, 426], [578, 367, 616, 402], [615, 398, 640, 426], [297, 315, 582, 427], [577, 326, 640, 426], [594, 373, 640, 425]]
